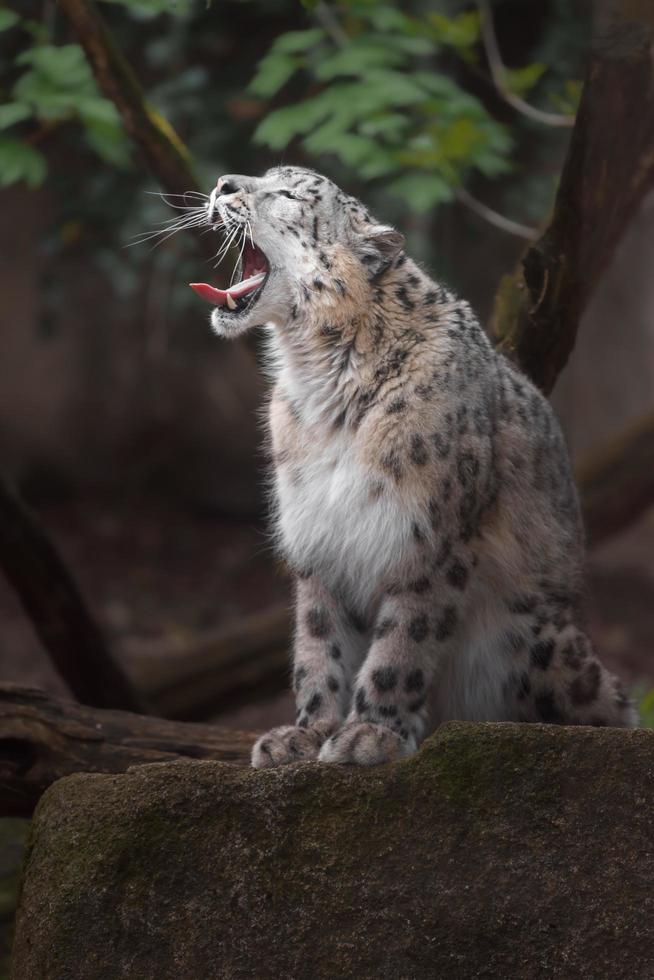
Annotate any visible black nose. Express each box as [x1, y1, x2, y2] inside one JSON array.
[[217, 175, 242, 196]]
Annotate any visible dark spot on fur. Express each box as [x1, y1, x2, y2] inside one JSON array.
[[408, 695, 426, 713], [405, 669, 425, 693], [409, 434, 428, 466], [569, 661, 601, 706], [305, 692, 322, 715], [355, 687, 368, 715], [409, 576, 431, 594], [531, 639, 555, 670], [379, 704, 398, 718], [435, 605, 457, 641], [446, 560, 468, 590], [330, 643, 342, 660], [372, 667, 398, 693], [412, 522, 425, 543], [435, 536, 452, 568], [508, 594, 539, 615], [395, 286, 415, 310], [408, 614, 429, 643], [386, 397, 407, 415], [327, 675, 340, 693], [347, 608, 367, 633], [297, 715, 309, 728], [293, 666, 307, 691], [306, 607, 331, 638], [381, 450, 403, 482], [535, 690, 564, 723]]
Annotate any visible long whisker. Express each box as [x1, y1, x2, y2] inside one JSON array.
[[128, 212, 207, 247], [230, 226, 248, 287], [212, 225, 239, 268], [127, 216, 208, 251]]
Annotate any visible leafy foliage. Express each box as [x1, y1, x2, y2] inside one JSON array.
[[0, 15, 131, 184], [246, 1, 577, 212]]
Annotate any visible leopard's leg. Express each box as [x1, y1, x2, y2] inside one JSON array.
[[251, 575, 367, 768], [499, 608, 637, 728], [319, 562, 468, 766]]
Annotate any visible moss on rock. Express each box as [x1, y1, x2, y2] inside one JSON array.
[[12, 722, 654, 979]]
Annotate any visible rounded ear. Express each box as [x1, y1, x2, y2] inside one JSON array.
[[354, 225, 405, 280]]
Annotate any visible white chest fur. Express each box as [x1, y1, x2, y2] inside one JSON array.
[[273, 425, 416, 607]]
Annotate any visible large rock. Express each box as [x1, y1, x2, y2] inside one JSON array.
[[12, 723, 654, 979]]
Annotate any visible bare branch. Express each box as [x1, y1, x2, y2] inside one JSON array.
[[314, 1, 349, 48], [477, 0, 575, 129], [455, 186, 538, 240]]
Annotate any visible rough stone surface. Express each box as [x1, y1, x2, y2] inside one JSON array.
[[12, 722, 654, 980]]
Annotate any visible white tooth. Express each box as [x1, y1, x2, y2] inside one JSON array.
[[226, 293, 237, 310]]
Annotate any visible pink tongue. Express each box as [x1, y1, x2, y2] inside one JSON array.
[[189, 283, 229, 306], [189, 272, 266, 307]]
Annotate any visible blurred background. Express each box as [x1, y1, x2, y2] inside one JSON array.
[[0, 0, 653, 734]]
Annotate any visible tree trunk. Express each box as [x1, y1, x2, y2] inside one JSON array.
[[492, 0, 654, 394]]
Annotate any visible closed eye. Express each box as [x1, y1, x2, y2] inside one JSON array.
[[278, 190, 300, 200]]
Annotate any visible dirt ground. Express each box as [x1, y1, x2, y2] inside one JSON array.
[[0, 494, 652, 731]]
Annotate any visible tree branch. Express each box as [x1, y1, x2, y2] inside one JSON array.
[[57, 0, 220, 264], [492, 0, 654, 393], [476, 0, 575, 128], [454, 186, 538, 241], [0, 477, 143, 714], [0, 684, 254, 817]]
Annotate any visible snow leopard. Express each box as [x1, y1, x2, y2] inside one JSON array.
[[188, 165, 636, 767]]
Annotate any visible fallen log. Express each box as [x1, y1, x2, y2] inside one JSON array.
[[124, 603, 291, 720], [0, 684, 254, 817]]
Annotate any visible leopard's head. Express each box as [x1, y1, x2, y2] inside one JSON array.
[[193, 166, 404, 338]]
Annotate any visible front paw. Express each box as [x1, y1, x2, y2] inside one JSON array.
[[318, 722, 416, 766], [251, 724, 328, 769]]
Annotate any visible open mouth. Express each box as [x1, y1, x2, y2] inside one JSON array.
[[189, 240, 269, 315]]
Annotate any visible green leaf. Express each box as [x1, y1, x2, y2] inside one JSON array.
[[77, 96, 122, 127], [0, 102, 32, 130], [388, 173, 454, 212], [254, 98, 333, 149], [270, 28, 324, 54], [638, 688, 654, 729], [249, 52, 299, 98], [0, 136, 46, 187], [358, 112, 409, 141], [98, 0, 192, 15], [0, 8, 19, 31], [423, 11, 480, 50], [16, 44, 92, 91], [501, 62, 547, 98], [314, 43, 404, 81], [548, 78, 582, 115], [83, 118, 131, 167]]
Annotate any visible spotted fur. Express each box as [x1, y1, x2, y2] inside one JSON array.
[[202, 166, 637, 769]]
